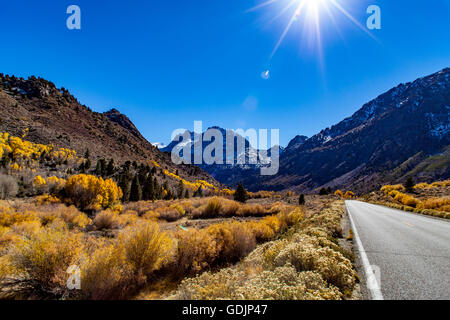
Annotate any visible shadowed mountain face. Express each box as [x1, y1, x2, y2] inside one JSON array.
[[254, 68, 450, 193], [0, 73, 217, 184]]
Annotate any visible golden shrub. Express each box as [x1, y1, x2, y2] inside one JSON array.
[[334, 190, 344, 198], [203, 197, 223, 217], [143, 210, 160, 221], [10, 220, 42, 237], [417, 197, 450, 212], [35, 194, 61, 205], [260, 215, 281, 233], [7, 225, 83, 295], [344, 191, 355, 199], [80, 243, 133, 300], [93, 210, 121, 230], [381, 184, 405, 194], [33, 175, 46, 187], [118, 221, 175, 278], [246, 221, 275, 242], [172, 228, 217, 277], [156, 206, 183, 222]]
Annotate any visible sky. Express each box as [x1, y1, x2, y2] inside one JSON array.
[[0, 0, 449, 147]]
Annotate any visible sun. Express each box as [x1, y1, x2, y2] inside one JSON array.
[[248, 0, 376, 67], [304, 0, 326, 10]]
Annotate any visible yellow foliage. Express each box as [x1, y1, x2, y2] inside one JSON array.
[[380, 184, 405, 194], [35, 194, 61, 205], [118, 221, 175, 277], [8, 225, 83, 292], [33, 175, 46, 187], [417, 197, 450, 212], [344, 191, 355, 199], [64, 174, 123, 210], [334, 190, 344, 198]]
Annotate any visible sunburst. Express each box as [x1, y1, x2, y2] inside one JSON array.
[[249, 0, 378, 70]]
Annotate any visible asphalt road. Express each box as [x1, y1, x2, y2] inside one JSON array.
[[345, 200, 450, 300]]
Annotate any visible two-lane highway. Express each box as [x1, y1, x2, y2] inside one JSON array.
[[345, 201, 450, 300]]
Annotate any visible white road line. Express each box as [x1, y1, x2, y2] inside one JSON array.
[[345, 201, 384, 300]]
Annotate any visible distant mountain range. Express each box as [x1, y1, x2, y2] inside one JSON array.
[[1, 68, 448, 194], [163, 68, 450, 193]]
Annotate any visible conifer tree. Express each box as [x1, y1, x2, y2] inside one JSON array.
[[234, 184, 247, 203], [404, 176, 415, 193], [178, 180, 184, 199], [298, 194, 305, 205], [143, 174, 155, 201], [106, 158, 115, 176], [129, 175, 142, 202]]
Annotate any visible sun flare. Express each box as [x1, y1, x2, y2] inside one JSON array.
[[248, 0, 376, 66]]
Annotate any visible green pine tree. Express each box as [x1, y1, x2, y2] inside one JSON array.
[[234, 184, 247, 203], [129, 175, 142, 202], [404, 176, 415, 193], [106, 158, 115, 176], [298, 194, 305, 205], [143, 174, 155, 201], [178, 180, 184, 199]]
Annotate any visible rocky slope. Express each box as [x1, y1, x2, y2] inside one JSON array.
[[257, 68, 450, 193], [0, 73, 217, 185]]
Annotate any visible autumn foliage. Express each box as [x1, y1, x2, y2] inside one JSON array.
[[64, 174, 123, 211]]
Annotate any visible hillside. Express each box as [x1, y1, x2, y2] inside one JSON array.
[[259, 68, 450, 193], [162, 68, 449, 193], [0, 73, 217, 186]]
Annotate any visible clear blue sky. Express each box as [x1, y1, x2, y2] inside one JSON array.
[[1, 0, 449, 146]]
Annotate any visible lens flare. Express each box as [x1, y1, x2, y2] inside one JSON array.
[[248, 0, 378, 65]]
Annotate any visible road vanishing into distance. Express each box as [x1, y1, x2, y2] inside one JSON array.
[[345, 201, 450, 300]]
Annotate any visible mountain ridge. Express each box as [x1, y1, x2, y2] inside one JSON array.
[[0, 73, 218, 186]]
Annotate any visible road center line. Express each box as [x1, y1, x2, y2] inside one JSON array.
[[345, 201, 384, 300], [402, 221, 415, 228]]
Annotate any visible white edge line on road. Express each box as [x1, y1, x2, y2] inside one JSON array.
[[345, 201, 384, 301]]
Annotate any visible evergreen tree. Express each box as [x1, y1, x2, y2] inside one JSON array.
[[184, 189, 190, 199], [319, 188, 328, 196], [118, 174, 131, 202], [234, 184, 247, 203], [95, 159, 106, 177], [194, 186, 203, 198], [39, 151, 47, 164], [143, 174, 155, 201], [129, 175, 142, 202], [404, 176, 415, 193], [78, 162, 86, 174], [85, 158, 91, 171], [153, 177, 161, 199], [106, 158, 115, 176], [178, 180, 184, 199], [298, 194, 305, 205], [84, 149, 90, 160]]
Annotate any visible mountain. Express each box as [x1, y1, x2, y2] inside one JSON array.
[[253, 67, 450, 193], [162, 68, 449, 193], [161, 126, 283, 185], [0, 73, 217, 185]]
